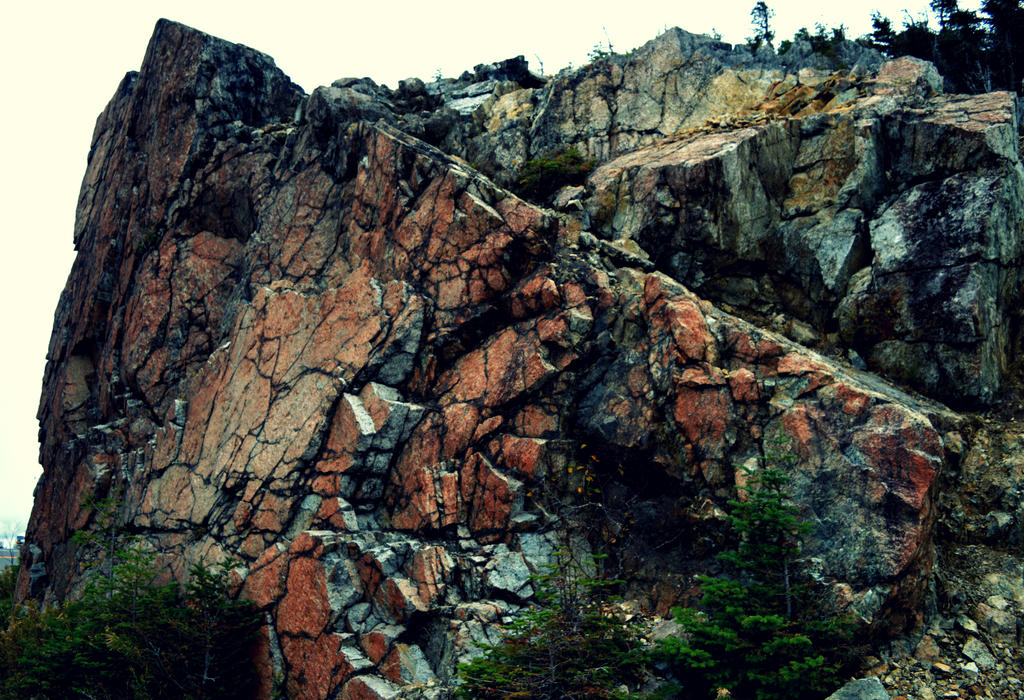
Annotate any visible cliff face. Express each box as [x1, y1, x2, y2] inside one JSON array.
[[25, 19, 1024, 699]]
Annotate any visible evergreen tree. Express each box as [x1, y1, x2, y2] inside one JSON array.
[[0, 566, 16, 632], [939, 9, 991, 92], [869, 13, 898, 53], [457, 549, 645, 699], [895, 14, 938, 63], [867, 0, 1023, 94], [0, 498, 261, 699], [982, 0, 1024, 91], [931, 0, 960, 29], [749, 2, 776, 50], [655, 442, 853, 699]]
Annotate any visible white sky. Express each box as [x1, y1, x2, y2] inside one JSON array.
[[0, 0, 979, 532]]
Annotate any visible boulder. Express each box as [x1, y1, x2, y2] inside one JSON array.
[[825, 677, 889, 700]]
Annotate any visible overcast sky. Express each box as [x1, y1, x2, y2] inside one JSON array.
[[0, 0, 980, 535]]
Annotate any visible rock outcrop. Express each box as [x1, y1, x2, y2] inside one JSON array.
[[319, 27, 1024, 406], [22, 18, 1024, 699], [586, 80, 1024, 405]]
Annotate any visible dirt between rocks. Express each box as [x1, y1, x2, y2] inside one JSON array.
[[863, 544, 1023, 699]]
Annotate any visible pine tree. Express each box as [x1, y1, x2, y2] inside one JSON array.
[[0, 497, 261, 699], [749, 2, 776, 50], [931, 0, 960, 29], [982, 0, 1024, 91], [456, 549, 645, 699], [869, 13, 898, 53], [655, 440, 853, 699]]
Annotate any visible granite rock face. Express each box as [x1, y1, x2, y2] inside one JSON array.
[[22, 19, 1024, 699], [329, 28, 1024, 406], [584, 64, 1024, 406]]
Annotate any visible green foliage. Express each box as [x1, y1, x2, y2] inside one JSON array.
[[0, 565, 16, 630], [932, 0, 959, 28], [456, 549, 645, 699], [869, 0, 1024, 94], [0, 498, 261, 699], [869, 12, 898, 52], [790, 23, 846, 58], [174, 559, 265, 698], [135, 224, 161, 253], [655, 440, 853, 699], [749, 2, 775, 50], [516, 147, 596, 203], [765, 1, 1024, 94], [588, 26, 617, 62]]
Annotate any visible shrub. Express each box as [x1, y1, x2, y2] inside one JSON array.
[[655, 440, 854, 699], [456, 548, 645, 699], [0, 552, 260, 699], [0, 499, 261, 699], [791, 23, 846, 58], [516, 148, 596, 203]]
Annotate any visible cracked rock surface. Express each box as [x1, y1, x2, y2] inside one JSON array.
[[22, 18, 1024, 700]]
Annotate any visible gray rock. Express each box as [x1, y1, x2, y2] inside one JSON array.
[[963, 637, 997, 670], [987, 594, 1011, 610], [403, 28, 884, 191], [847, 349, 867, 370], [824, 677, 888, 700], [374, 303, 424, 385], [326, 553, 365, 612], [973, 601, 1019, 639], [484, 544, 534, 598], [779, 207, 868, 297], [447, 81, 501, 115], [517, 532, 556, 572], [957, 615, 980, 634], [387, 643, 438, 684], [839, 167, 1024, 405], [987, 511, 1014, 539], [553, 185, 586, 210], [583, 87, 1023, 407], [346, 602, 374, 633], [530, 28, 881, 163], [338, 645, 375, 674], [305, 85, 395, 134]]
